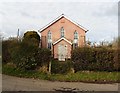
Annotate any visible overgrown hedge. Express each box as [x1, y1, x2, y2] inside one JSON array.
[[3, 39, 119, 73], [71, 47, 119, 72], [2, 39, 51, 71], [51, 60, 73, 74], [2, 39, 19, 64]]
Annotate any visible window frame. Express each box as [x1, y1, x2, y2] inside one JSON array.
[[74, 31, 78, 40], [47, 30, 52, 49], [48, 31, 52, 40], [60, 27, 64, 38]]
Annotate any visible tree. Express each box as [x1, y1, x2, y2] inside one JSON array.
[[23, 31, 40, 47]]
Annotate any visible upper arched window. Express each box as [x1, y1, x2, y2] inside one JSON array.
[[48, 31, 52, 40], [47, 31, 52, 49], [74, 31, 78, 39], [60, 27, 64, 38]]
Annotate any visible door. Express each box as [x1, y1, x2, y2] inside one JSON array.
[[58, 44, 67, 61]]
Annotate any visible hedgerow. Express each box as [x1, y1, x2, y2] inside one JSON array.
[[2, 39, 51, 71], [71, 47, 119, 72]]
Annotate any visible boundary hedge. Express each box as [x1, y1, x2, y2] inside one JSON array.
[[71, 47, 119, 72]]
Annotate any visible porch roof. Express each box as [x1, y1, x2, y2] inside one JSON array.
[[53, 37, 72, 45]]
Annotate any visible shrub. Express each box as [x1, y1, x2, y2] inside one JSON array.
[[2, 38, 51, 71], [71, 47, 94, 71], [35, 48, 51, 67], [113, 49, 120, 71], [11, 40, 51, 71], [71, 47, 118, 72], [94, 48, 115, 71], [23, 31, 40, 47], [2, 39, 18, 64], [2, 40, 11, 63], [11, 41, 37, 70], [51, 60, 73, 74]]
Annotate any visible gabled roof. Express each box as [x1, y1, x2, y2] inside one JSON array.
[[39, 14, 88, 33], [53, 37, 72, 45]]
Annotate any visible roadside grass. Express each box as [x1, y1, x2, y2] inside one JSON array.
[[2, 64, 48, 80], [50, 71, 119, 83], [2, 64, 120, 83]]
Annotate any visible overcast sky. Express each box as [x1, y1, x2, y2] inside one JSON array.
[[0, 0, 118, 43]]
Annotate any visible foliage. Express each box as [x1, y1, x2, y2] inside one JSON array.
[[35, 48, 51, 67], [72, 47, 94, 71], [23, 31, 40, 47], [3, 64, 119, 83], [11, 40, 37, 70], [71, 47, 118, 72], [10, 39, 51, 70], [51, 60, 73, 74], [2, 35, 50, 71], [2, 40, 11, 63], [12, 42, 51, 70], [2, 64, 48, 79], [2, 39, 18, 63], [49, 71, 119, 83]]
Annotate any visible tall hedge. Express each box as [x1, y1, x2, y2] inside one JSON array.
[[2, 39, 18, 64], [71, 47, 119, 72], [51, 60, 73, 74], [10, 39, 51, 70]]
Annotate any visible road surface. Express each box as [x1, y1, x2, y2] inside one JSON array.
[[2, 74, 119, 92]]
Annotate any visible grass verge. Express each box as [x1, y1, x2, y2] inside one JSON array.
[[2, 64, 120, 83], [50, 71, 119, 83]]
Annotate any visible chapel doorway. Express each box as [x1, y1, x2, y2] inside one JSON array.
[[58, 44, 67, 61]]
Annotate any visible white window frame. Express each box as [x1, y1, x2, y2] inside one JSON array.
[[47, 30, 52, 49], [60, 27, 64, 38], [74, 31, 78, 40], [73, 31, 79, 48]]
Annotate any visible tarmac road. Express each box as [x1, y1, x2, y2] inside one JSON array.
[[2, 74, 119, 92]]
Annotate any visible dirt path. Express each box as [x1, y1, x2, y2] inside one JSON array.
[[2, 74, 119, 91]]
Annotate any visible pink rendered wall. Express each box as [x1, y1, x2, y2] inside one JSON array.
[[53, 40, 72, 59], [40, 17, 86, 48]]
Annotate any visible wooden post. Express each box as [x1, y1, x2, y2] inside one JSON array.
[[48, 61, 51, 74]]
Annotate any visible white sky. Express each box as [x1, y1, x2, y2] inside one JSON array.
[[0, 0, 119, 43]]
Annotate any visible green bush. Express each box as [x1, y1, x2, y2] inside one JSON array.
[[113, 49, 120, 71], [2, 38, 51, 71], [72, 47, 94, 71], [51, 60, 73, 74], [2, 40, 11, 63], [35, 48, 51, 67], [10, 39, 51, 71], [71, 47, 118, 72], [94, 48, 115, 71], [23, 31, 40, 47], [2, 64, 49, 79], [11, 41, 37, 70], [2, 39, 18, 64]]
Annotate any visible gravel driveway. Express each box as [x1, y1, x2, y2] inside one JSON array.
[[2, 74, 119, 92]]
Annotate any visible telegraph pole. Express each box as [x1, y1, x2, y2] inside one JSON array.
[[17, 28, 20, 41]]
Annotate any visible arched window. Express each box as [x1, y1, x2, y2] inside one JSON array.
[[73, 31, 78, 49], [74, 31, 78, 39], [47, 31, 52, 49], [60, 27, 64, 38], [48, 31, 52, 40]]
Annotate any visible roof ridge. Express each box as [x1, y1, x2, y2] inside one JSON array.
[[39, 14, 88, 32]]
